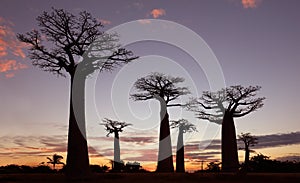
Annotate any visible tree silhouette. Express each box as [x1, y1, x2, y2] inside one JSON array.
[[131, 72, 190, 172], [170, 119, 197, 172], [47, 154, 65, 170], [187, 85, 265, 172], [100, 118, 131, 172], [206, 161, 221, 172], [238, 132, 258, 171], [17, 8, 137, 178]]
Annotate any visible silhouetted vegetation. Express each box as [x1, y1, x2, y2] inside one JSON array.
[[131, 72, 190, 172], [170, 119, 197, 172], [206, 162, 221, 172], [238, 132, 258, 171], [17, 8, 138, 178], [187, 85, 265, 172], [246, 154, 300, 173], [105, 161, 147, 173], [46, 154, 65, 170], [0, 165, 54, 174], [89, 165, 109, 173], [11, 7, 297, 179], [193, 154, 300, 174], [2, 155, 300, 175], [100, 118, 131, 172], [194, 161, 222, 173]]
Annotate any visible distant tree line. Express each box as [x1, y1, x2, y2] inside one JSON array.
[[246, 154, 300, 173], [0, 161, 148, 174], [3, 153, 299, 174], [195, 154, 300, 173]]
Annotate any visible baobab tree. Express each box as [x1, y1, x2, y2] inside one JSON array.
[[238, 132, 258, 171], [170, 119, 197, 172], [17, 8, 137, 178], [47, 154, 65, 170], [131, 72, 190, 172], [187, 85, 265, 172], [100, 118, 131, 171]]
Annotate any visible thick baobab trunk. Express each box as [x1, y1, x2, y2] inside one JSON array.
[[66, 73, 90, 178], [176, 127, 185, 172], [221, 111, 239, 172], [114, 131, 121, 171], [157, 100, 174, 172]]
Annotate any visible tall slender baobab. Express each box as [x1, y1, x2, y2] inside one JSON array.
[[170, 119, 197, 172], [187, 85, 265, 172], [100, 118, 131, 171], [131, 72, 190, 172], [17, 8, 138, 178], [238, 132, 258, 171]]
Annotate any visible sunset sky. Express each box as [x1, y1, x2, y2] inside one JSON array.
[[1, 0, 300, 171]]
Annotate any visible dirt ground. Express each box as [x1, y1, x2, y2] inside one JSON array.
[[1, 173, 300, 183]]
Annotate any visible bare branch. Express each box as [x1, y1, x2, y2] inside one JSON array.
[[166, 103, 182, 107], [17, 8, 138, 77], [238, 132, 258, 150], [131, 72, 190, 106], [170, 119, 197, 133], [100, 118, 132, 137], [186, 85, 265, 124]]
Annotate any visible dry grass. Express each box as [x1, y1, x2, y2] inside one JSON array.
[[0, 173, 300, 183]]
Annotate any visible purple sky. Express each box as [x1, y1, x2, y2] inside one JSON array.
[[1, 0, 300, 170]]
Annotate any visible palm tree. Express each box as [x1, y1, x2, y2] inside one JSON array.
[[47, 154, 65, 170]]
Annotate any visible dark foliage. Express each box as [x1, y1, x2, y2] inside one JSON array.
[[89, 165, 109, 173], [0, 165, 54, 174], [247, 154, 300, 173]]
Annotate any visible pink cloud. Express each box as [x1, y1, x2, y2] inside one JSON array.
[[5, 73, 14, 78], [0, 16, 27, 78], [98, 18, 112, 25], [241, 0, 261, 8], [150, 8, 166, 18], [0, 60, 27, 72]]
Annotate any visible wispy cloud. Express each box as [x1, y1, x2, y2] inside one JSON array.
[[2, 131, 300, 166], [0, 135, 109, 164], [0, 135, 67, 161], [186, 132, 300, 152], [0, 60, 27, 77], [255, 132, 300, 149], [150, 8, 166, 18], [138, 19, 152, 25], [241, 0, 261, 9], [0, 17, 27, 78], [98, 18, 112, 25], [125, 149, 158, 162], [121, 136, 156, 145], [184, 132, 300, 163]]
